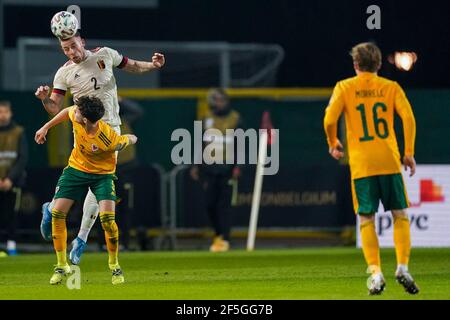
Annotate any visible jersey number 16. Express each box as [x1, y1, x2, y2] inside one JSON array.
[[356, 102, 389, 142]]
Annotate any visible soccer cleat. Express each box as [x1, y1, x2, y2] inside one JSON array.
[[40, 202, 53, 241], [50, 265, 71, 285], [396, 271, 419, 294], [209, 236, 230, 253], [69, 237, 87, 265], [6, 249, 18, 256], [367, 273, 386, 295], [111, 268, 125, 285]]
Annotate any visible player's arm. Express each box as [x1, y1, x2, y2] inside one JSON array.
[[122, 53, 165, 74], [323, 83, 345, 160], [35, 107, 71, 144], [394, 83, 417, 176], [35, 85, 65, 115], [114, 134, 137, 151], [105, 126, 138, 151]]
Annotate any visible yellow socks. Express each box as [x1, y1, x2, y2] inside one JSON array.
[[360, 220, 381, 274], [393, 216, 411, 266], [100, 211, 119, 269], [52, 209, 68, 267]]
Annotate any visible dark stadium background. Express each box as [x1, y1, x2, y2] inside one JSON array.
[[0, 0, 449, 251], [2, 0, 450, 88]]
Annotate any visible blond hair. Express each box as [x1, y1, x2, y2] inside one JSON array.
[[350, 42, 382, 72]]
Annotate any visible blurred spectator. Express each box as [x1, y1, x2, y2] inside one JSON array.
[[0, 101, 28, 256], [190, 89, 244, 252]]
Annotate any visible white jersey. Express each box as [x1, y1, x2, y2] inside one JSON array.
[[52, 47, 128, 127]]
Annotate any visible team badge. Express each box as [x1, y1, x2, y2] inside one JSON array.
[[97, 60, 105, 70]]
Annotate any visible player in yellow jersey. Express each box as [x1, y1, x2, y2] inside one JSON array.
[[323, 42, 419, 295], [35, 96, 137, 285]]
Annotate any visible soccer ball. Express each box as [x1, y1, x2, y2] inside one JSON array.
[[50, 11, 79, 40]]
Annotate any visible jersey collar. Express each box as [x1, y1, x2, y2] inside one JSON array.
[[357, 72, 378, 78]]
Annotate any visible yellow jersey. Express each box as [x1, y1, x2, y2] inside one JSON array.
[[67, 106, 130, 174], [324, 72, 416, 180]]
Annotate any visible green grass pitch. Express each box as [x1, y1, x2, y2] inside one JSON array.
[[0, 247, 449, 300]]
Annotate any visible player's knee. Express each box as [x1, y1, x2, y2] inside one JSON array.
[[101, 220, 118, 234], [358, 213, 375, 224], [51, 209, 67, 220], [392, 209, 408, 220]]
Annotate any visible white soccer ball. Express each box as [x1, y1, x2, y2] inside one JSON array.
[[50, 11, 79, 40]]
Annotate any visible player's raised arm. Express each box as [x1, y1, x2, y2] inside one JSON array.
[[114, 134, 138, 152], [34, 85, 65, 116], [35, 107, 70, 144], [122, 53, 165, 74]]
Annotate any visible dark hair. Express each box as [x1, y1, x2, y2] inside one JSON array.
[[350, 42, 382, 72], [0, 100, 11, 108], [76, 96, 104, 123], [59, 31, 81, 42]]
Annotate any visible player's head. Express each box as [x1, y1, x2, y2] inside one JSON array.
[[75, 96, 105, 125], [59, 32, 86, 64], [0, 101, 12, 126], [350, 42, 382, 73], [207, 88, 230, 115]]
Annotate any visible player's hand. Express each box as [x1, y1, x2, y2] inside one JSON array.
[[403, 155, 416, 177], [152, 53, 165, 68], [35, 85, 50, 100], [35, 127, 48, 144], [329, 140, 344, 160], [128, 134, 138, 144]]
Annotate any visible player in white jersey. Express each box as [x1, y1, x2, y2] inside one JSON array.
[[35, 32, 165, 264]]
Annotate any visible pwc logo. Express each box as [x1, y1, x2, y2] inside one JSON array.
[[411, 179, 445, 207], [420, 179, 445, 202], [378, 179, 445, 236]]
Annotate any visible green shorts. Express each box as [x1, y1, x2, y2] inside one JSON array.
[[54, 166, 117, 202], [352, 173, 409, 215]]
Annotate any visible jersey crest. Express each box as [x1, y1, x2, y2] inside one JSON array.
[[97, 59, 106, 70]]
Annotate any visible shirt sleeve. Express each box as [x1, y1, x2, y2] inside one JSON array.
[[68, 105, 76, 122], [52, 67, 68, 95], [394, 82, 416, 156], [102, 125, 130, 152], [104, 47, 128, 69], [323, 82, 345, 148]]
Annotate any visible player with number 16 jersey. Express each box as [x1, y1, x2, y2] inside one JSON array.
[[324, 69, 416, 181]]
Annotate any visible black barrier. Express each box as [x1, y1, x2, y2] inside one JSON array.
[[178, 164, 355, 230]]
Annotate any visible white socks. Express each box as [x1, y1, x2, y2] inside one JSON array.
[[396, 264, 409, 275], [77, 190, 99, 243], [6, 240, 16, 251]]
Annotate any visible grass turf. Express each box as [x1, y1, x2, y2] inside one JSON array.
[[0, 247, 449, 300]]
